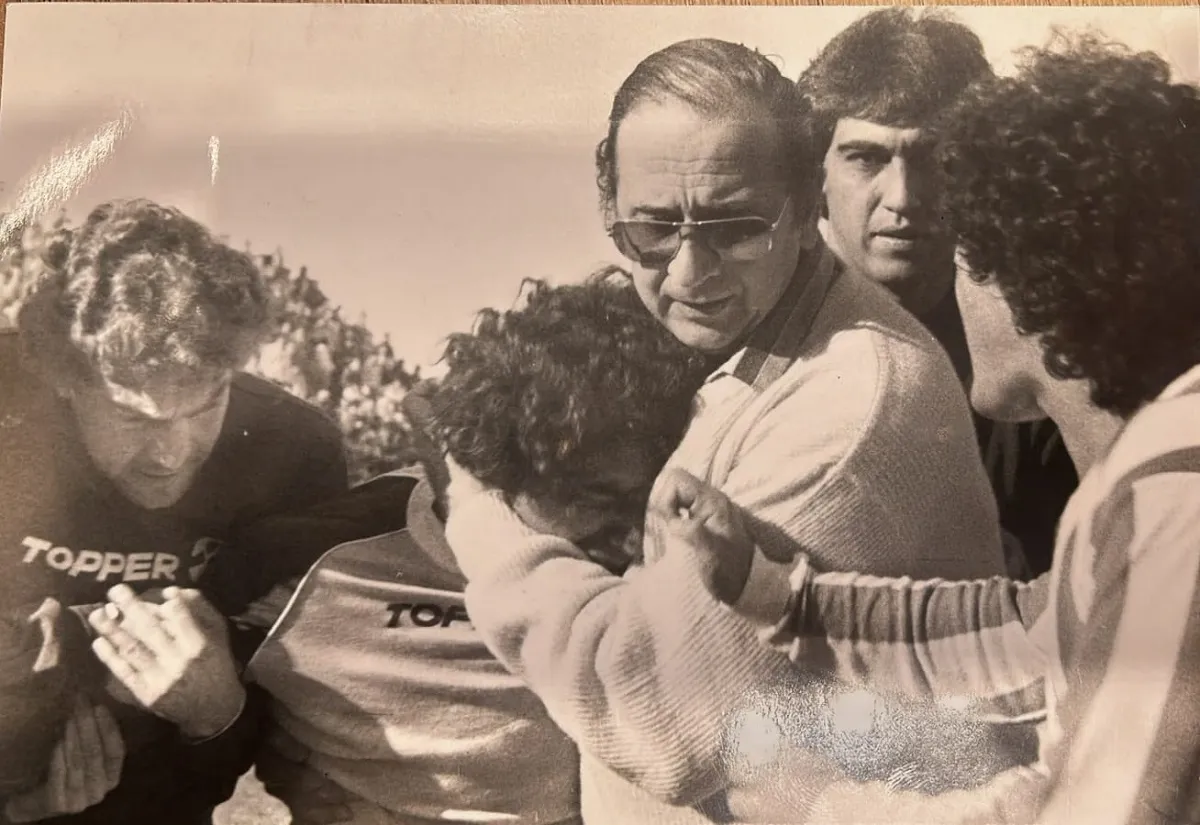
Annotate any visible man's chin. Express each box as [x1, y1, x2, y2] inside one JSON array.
[[970, 389, 1046, 425], [665, 317, 747, 355], [117, 474, 194, 510], [863, 257, 924, 288]]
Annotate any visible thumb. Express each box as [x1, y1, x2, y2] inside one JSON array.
[[648, 468, 708, 519]]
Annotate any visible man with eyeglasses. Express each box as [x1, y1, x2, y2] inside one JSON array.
[[443, 39, 1008, 824]]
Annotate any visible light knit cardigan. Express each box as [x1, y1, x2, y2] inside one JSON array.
[[447, 265, 1006, 825]]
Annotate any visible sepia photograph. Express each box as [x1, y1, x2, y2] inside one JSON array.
[[1, 3, 1199, 824]]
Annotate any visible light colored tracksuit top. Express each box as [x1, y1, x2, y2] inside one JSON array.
[[247, 472, 581, 825]]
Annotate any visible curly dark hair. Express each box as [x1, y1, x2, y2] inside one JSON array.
[[939, 33, 1200, 417], [799, 8, 992, 158], [17, 198, 271, 390], [595, 38, 816, 227], [429, 266, 715, 509]]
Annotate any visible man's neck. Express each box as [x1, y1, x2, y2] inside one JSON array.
[[898, 267, 955, 319], [1039, 380, 1124, 477]]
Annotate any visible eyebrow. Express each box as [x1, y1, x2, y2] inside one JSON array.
[[836, 138, 937, 157], [118, 381, 230, 422], [626, 200, 769, 222], [834, 139, 893, 155]]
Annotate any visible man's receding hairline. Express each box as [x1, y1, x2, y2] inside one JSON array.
[[614, 97, 793, 174]]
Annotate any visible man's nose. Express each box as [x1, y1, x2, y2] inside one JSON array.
[[879, 159, 922, 214], [662, 231, 721, 293], [143, 422, 190, 471]]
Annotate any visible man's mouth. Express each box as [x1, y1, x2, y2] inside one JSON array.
[[677, 294, 735, 314], [874, 226, 927, 241], [872, 226, 931, 252], [136, 466, 181, 480]]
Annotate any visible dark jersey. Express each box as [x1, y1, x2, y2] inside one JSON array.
[[0, 328, 350, 824]]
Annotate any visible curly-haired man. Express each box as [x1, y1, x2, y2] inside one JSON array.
[[665, 35, 1200, 824], [192, 270, 715, 825], [0, 199, 348, 824]]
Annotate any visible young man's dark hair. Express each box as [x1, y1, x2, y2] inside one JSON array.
[[800, 8, 992, 160]]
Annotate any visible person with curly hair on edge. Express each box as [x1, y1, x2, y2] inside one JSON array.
[[194, 269, 718, 825], [657, 34, 1200, 825], [0, 198, 349, 825]]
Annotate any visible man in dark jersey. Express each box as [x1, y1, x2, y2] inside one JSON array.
[[0, 198, 348, 824]]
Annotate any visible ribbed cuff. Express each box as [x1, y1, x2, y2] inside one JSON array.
[[734, 549, 805, 632], [182, 687, 247, 745]]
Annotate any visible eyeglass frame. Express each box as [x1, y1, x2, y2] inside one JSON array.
[[607, 196, 794, 267]]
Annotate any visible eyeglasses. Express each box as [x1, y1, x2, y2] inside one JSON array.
[[609, 197, 792, 267]]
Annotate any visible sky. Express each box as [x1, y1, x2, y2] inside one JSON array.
[[2, 3, 1197, 369]]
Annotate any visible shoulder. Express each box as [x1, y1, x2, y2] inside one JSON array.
[[236, 471, 423, 553], [1099, 392, 1200, 496], [767, 274, 967, 432], [1072, 392, 1200, 564], [228, 372, 336, 426], [195, 374, 348, 516], [224, 372, 344, 455]]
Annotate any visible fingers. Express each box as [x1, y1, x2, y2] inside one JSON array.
[[59, 698, 92, 813], [106, 585, 176, 655], [648, 467, 705, 518], [168, 589, 225, 640], [47, 715, 74, 814], [29, 598, 64, 672], [649, 468, 734, 528], [92, 635, 148, 703], [4, 697, 128, 822], [88, 604, 144, 656]]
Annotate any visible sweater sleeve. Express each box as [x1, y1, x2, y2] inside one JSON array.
[[446, 333, 1003, 808], [444, 362, 907, 807], [447, 491, 802, 807]]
